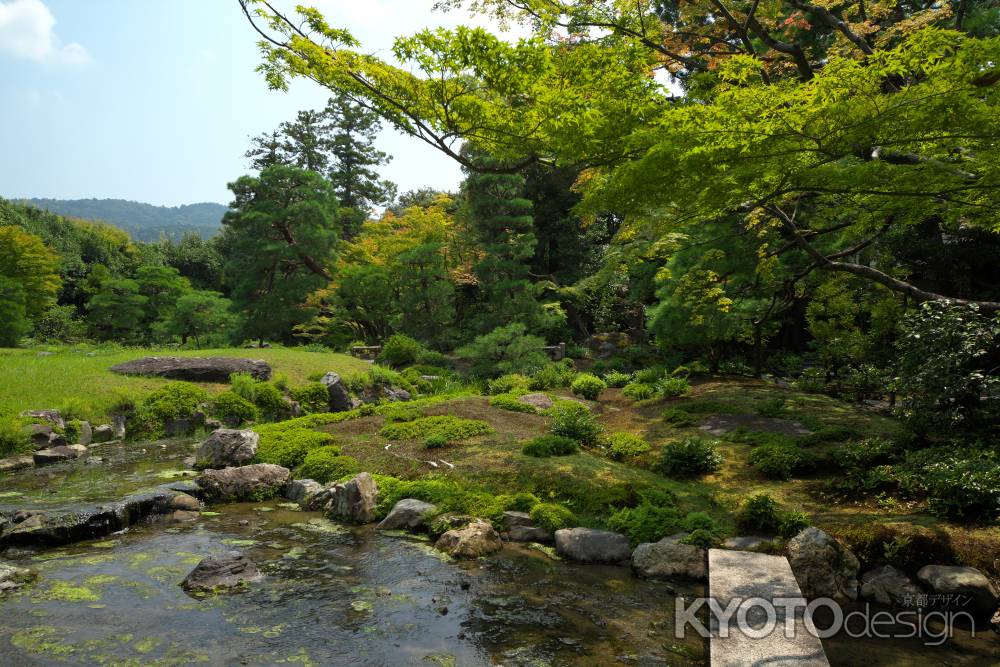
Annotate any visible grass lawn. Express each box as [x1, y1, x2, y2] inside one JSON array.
[[0, 345, 370, 423]]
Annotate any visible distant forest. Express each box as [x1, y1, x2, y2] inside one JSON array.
[[22, 199, 225, 242]]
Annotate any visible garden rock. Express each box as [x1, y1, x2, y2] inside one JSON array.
[[195, 464, 291, 503], [321, 372, 355, 412], [320, 472, 379, 523], [76, 421, 92, 445], [508, 525, 553, 543], [435, 519, 502, 558], [112, 414, 127, 439], [33, 444, 87, 466], [47, 432, 67, 448], [723, 536, 771, 551], [555, 527, 632, 564], [502, 511, 533, 530], [377, 498, 437, 531], [0, 561, 37, 593], [195, 429, 260, 469], [0, 456, 33, 474], [632, 533, 707, 580], [284, 478, 323, 505], [92, 424, 114, 443], [20, 409, 64, 429], [110, 356, 271, 382], [860, 565, 922, 607], [180, 551, 261, 593], [23, 423, 53, 448], [786, 527, 860, 603], [168, 493, 201, 511], [917, 565, 999, 623], [518, 393, 553, 410]]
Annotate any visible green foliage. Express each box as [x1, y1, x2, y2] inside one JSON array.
[[755, 398, 787, 419], [165, 290, 234, 347], [423, 433, 450, 449], [139, 382, 208, 423], [528, 361, 575, 390], [633, 367, 666, 384], [748, 444, 816, 480], [655, 376, 690, 398], [682, 528, 717, 549], [895, 302, 1000, 435], [382, 405, 422, 423], [602, 370, 633, 388], [486, 373, 531, 395], [604, 432, 650, 459], [921, 450, 1000, 522], [834, 437, 898, 469], [547, 401, 601, 446], [297, 446, 358, 484], [456, 323, 549, 378], [621, 382, 655, 401], [211, 391, 259, 427], [778, 511, 812, 539], [662, 408, 696, 427], [607, 491, 682, 544], [682, 511, 718, 534], [521, 435, 579, 458], [378, 333, 424, 367], [528, 502, 576, 532], [489, 393, 537, 414], [379, 415, 492, 443], [289, 383, 329, 413], [658, 437, 722, 477], [0, 415, 29, 457], [736, 494, 782, 534], [230, 372, 288, 421], [570, 373, 606, 400], [0, 225, 61, 346], [255, 424, 339, 469]]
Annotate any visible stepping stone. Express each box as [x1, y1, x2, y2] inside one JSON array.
[[709, 548, 829, 667]]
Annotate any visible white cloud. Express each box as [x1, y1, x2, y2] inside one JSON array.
[[0, 0, 90, 65]]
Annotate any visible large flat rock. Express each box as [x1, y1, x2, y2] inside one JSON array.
[[709, 548, 829, 667], [110, 356, 271, 382]]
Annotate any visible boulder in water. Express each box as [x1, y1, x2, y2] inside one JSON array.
[[195, 429, 259, 469], [435, 519, 502, 558], [377, 498, 437, 531], [195, 464, 290, 503], [181, 551, 261, 594], [555, 527, 632, 564]]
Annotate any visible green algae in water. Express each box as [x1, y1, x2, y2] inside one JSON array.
[[0, 491, 23, 498], [223, 538, 258, 547], [134, 636, 163, 654], [350, 599, 374, 613], [89, 539, 119, 548], [11, 626, 75, 656], [527, 543, 562, 561], [37, 580, 101, 602], [200, 511, 220, 517], [423, 655, 457, 667], [292, 518, 348, 535], [276, 502, 302, 511]]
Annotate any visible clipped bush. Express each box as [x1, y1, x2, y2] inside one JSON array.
[[212, 391, 259, 426], [424, 433, 450, 449], [252, 382, 287, 419], [923, 451, 1000, 521], [290, 383, 329, 414], [737, 493, 782, 534], [297, 446, 358, 483], [794, 367, 828, 393], [607, 492, 681, 544], [379, 415, 492, 443], [682, 511, 719, 534], [507, 492, 541, 512], [755, 398, 788, 418], [571, 373, 606, 400], [255, 424, 338, 469], [682, 528, 718, 548], [655, 376, 690, 398], [662, 408, 696, 427], [548, 401, 602, 446], [0, 415, 29, 457], [528, 360, 575, 390], [141, 382, 209, 423], [529, 503, 576, 532], [379, 333, 425, 367], [778, 510, 811, 538], [748, 444, 816, 480], [489, 393, 537, 414], [622, 382, 655, 401], [633, 366, 666, 384], [415, 348, 452, 368], [605, 432, 651, 459], [456, 323, 549, 378], [521, 435, 579, 458], [602, 370, 633, 388], [486, 374, 531, 395], [658, 437, 722, 477], [382, 405, 422, 423], [833, 437, 897, 469], [795, 425, 861, 447]]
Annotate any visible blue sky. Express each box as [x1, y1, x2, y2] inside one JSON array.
[[0, 0, 515, 206]]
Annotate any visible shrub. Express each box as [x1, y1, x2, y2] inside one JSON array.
[[507, 492, 540, 512], [778, 510, 811, 538], [141, 382, 209, 423], [424, 433, 450, 449], [607, 493, 681, 544], [729, 429, 795, 448], [379, 333, 425, 367], [486, 374, 531, 395], [382, 405, 422, 423], [655, 376, 690, 398], [212, 391, 259, 426], [662, 408, 696, 427], [379, 415, 492, 443], [456, 323, 549, 378], [571, 373, 607, 400], [602, 370, 633, 388], [622, 383, 655, 401], [0, 415, 29, 457], [415, 348, 452, 368], [794, 368, 828, 393], [737, 494, 782, 534], [548, 401, 602, 446], [230, 372, 258, 402], [489, 393, 537, 414], [682, 511, 719, 534], [795, 425, 861, 447], [63, 419, 83, 444], [529, 361, 575, 390], [922, 451, 1000, 521], [255, 424, 338, 469], [658, 437, 722, 477], [290, 383, 329, 414], [633, 366, 666, 384], [529, 503, 576, 532], [252, 382, 288, 420], [521, 435, 579, 458], [834, 437, 898, 469], [297, 446, 357, 483], [748, 444, 816, 480], [605, 432, 651, 459], [348, 364, 417, 397], [755, 398, 787, 418]]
